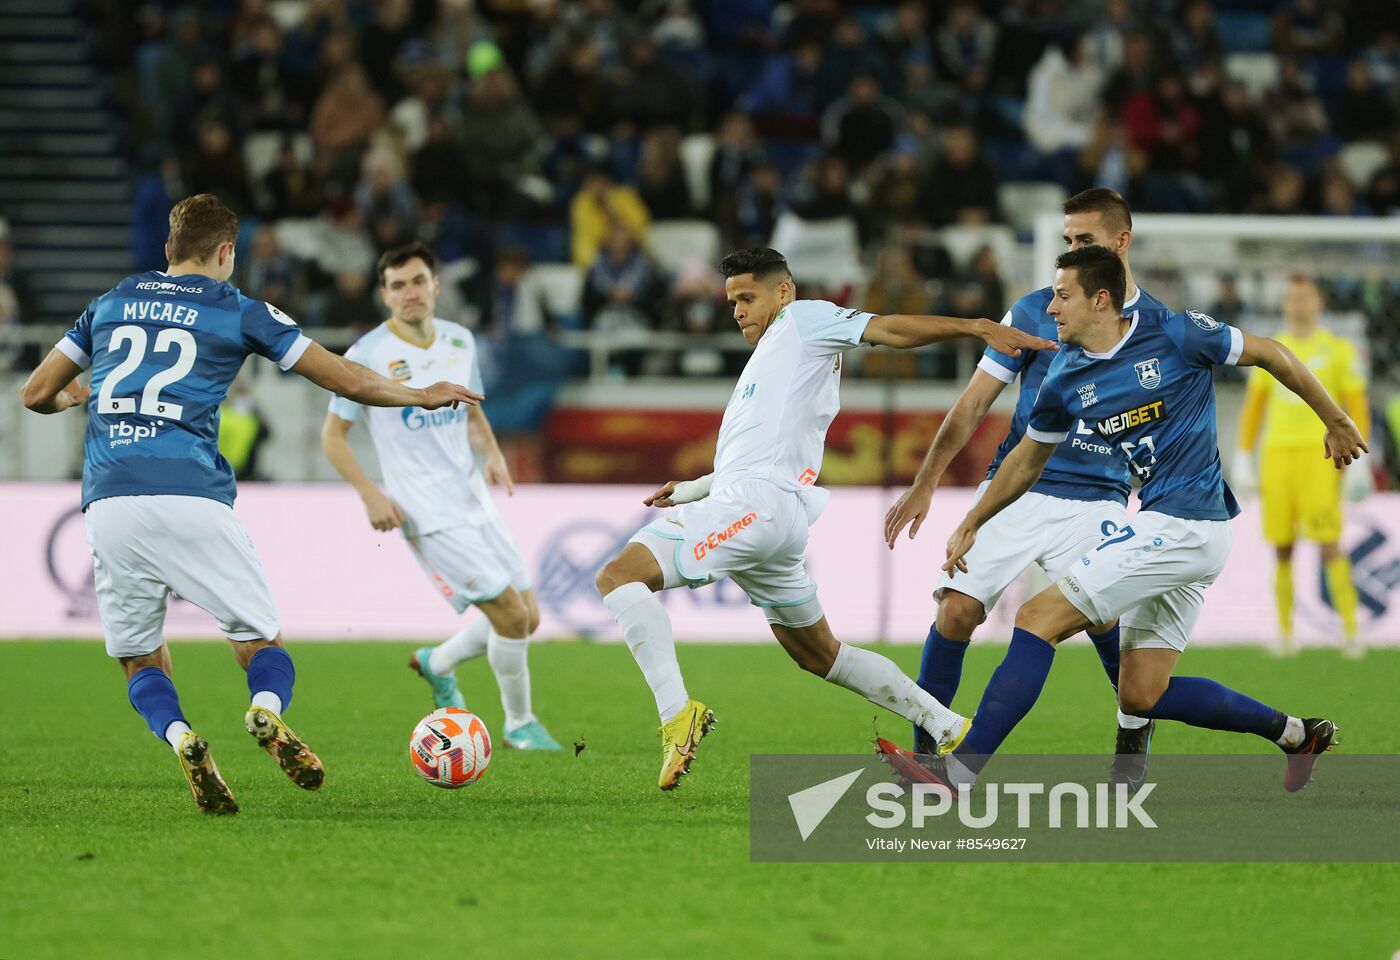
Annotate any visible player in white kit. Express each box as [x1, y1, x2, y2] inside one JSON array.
[[594, 248, 1057, 790], [322, 243, 561, 751]]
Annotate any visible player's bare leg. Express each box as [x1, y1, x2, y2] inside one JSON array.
[[234, 635, 324, 791], [121, 645, 237, 815], [772, 616, 968, 752], [597, 544, 713, 790], [472, 587, 559, 750]]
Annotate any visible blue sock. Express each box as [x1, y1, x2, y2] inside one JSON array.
[[127, 667, 187, 742], [917, 623, 969, 706], [247, 646, 295, 713], [1085, 624, 1120, 690], [955, 628, 1056, 758], [1143, 676, 1287, 741]]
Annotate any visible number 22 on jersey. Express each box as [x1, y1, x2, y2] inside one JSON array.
[[96, 324, 198, 419]]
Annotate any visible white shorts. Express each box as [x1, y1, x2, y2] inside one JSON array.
[[935, 481, 1129, 614], [84, 495, 281, 658], [407, 516, 532, 612], [1056, 511, 1232, 653], [630, 477, 816, 610]]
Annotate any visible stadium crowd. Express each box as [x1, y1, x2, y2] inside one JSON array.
[[41, 0, 1400, 384]]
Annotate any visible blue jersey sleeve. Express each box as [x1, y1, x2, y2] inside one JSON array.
[[1026, 356, 1074, 443], [793, 299, 875, 354], [56, 300, 96, 369], [242, 299, 311, 371], [1163, 310, 1244, 368], [976, 299, 1038, 384]]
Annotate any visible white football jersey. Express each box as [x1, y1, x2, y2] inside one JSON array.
[[712, 299, 873, 496], [329, 319, 490, 536]]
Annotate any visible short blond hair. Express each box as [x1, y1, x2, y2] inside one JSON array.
[[168, 194, 239, 263]]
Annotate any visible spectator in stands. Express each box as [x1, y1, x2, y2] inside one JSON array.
[[570, 162, 650, 267], [1023, 34, 1104, 186], [359, 0, 419, 101], [790, 154, 860, 223], [310, 64, 386, 189], [477, 247, 533, 333], [1211, 274, 1247, 328], [1367, 136, 1400, 215], [536, 34, 613, 134], [739, 39, 824, 138], [1332, 60, 1398, 142], [817, 17, 889, 110], [258, 137, 322, 220], [182, 118, 253, 215], [611, 35, 702, 133], [936, 1, 997, 96], [709, 112, 764, 219], [1169, 0, 1223, 74], [729, 160, 786, 250], [323, 270, 381, 330], [459, 45, 548, 215], [923, 124, 999, 225], [1084, 0, 1134, 75], [391, 65, 459, 154], [175, 58, 242, 143], [1363, 30, 1400, 87], [582, 224, 666, 333], [1123, 71, 1209, 210], [1197, 78, 1274, 212], [412, 114, 466, 208], [243, 226, 302, 320], [354, 146, 422, 253], [283, 0, 347, 82], [1319, 171, 1369, 216], [864, 138, 929, 230], [1273, 0, 1344, 57], [231, 13, 307, 132], [1104, 30, 1156, 111], [636, 128, 695, 220], [821, 72, 903, 174], [1253, 162, 1308, 215], [1262, 59, 1331, 157], [878, 1, 932, 67]]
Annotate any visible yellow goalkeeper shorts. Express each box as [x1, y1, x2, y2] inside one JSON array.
[[1259, 445, 1344, 546]]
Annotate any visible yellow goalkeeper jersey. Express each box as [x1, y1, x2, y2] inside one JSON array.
[[1242, 329, 1368, 449]]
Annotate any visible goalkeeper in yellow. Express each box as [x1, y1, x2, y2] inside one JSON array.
[[1234, 274, 1371, 656]]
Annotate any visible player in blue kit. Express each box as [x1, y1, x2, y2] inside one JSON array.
[[924, 245, 1363, 793], [883, 189, 1165, 785], [19, 195, 480, 813]]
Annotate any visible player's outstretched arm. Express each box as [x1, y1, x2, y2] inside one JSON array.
[[291, 341, 483, 410], [1237, 334, 1368, 468], [19, 348, 89, 414], [861, 314, 1058, 356], [943, 435, 1055, 576], [885, 369, 1007, 548], [467, 404, 514, 496], [320, 413, 405, 531]]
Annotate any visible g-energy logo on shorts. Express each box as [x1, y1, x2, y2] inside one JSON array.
[[1095, 400, 1166, 439], [693, 512, 757, 561]]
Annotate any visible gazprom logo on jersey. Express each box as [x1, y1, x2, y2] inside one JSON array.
[[402, 406, 466, 430], [107, 419, 164, 448]]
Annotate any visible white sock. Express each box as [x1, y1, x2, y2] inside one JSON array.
[[164, 720, 192, 751], [944, 753, 978, 788], [603, 582, 689, 723], [487, 631, 535, 731], [251, 691, 282, 715], [824, 643, 968, 748], [429, 616, 491, 675], [1117, 709, 1151, 730], [1276, 715, 1305, 749]]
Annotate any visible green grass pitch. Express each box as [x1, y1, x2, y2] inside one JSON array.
[[3, 639, 1397, 959]]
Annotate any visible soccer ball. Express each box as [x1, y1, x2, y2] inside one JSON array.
[[409, 707, 492, 788]]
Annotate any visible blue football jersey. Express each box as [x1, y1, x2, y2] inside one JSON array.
[[1027, 308, 1244, 521], [979, 286, 1171, 505], [57, 271, 311, 509]]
